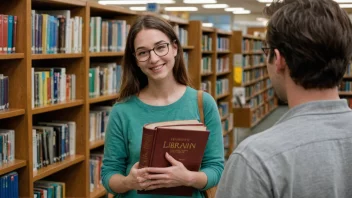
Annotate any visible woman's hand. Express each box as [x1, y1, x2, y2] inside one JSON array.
[[144, 152, 194, 190], [125, 162, 151, 191]]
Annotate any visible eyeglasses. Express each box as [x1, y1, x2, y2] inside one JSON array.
[[262, 47, 271, 56], [134, 43, 170, 62]]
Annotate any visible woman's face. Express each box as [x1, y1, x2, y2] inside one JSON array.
[[134, 29, 178, 82]]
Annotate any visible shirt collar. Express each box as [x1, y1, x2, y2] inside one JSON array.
[[275, 99, 351, 125]]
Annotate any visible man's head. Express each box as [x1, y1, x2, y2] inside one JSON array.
[[263, 0, 352, 102]]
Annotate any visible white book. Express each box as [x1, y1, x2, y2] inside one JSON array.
[[32, 129, 37, 171]]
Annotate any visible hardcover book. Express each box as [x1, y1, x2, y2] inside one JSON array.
[[138, 120, 209, 196]]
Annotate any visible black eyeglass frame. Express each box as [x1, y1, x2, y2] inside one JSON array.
[[133, 43, 171, 62], [262, 47, 272, 56]]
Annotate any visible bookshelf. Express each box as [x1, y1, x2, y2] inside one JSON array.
[[188, 21, 235, 158], [0, 1, 237, 197], [232, 32, 278, 129]]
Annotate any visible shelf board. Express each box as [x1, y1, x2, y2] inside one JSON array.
[[0, 53, 24, 60], [217, 50, 231, 54], [201, 72, 213, 77], [32, 53, 84, 60], [88, 1, 136, 15], [216, 30, 232, 35], [33, 155, 85, 182], [90, 139, 105, 150], [202, 51, 214, 54], [89, 94, 119, 104], [0, 159, 26, 176], [243, 64, 266, 71], [89, 52, 124, 57], [90, 185, 107, 198], [243, 75, 269, 87], [343, 75, 352, 79], [221, 114, 229, 121], [182, 46, 194, 50], [243, 51, 264, 55], [216, 92, 230, 100], [32, 100, 84, 115], [246, 86, 273, 101], [0, 109, 25, 120], [339, 91, 352, 96], [202, 27, 214, 32], [216, 70, 231, 76], [32, 0, 86, 6], [243, 35, 264, 40]]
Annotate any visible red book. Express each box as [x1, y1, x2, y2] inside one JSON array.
[[3, 15, 8, 54], [138, 120, 209, 197]]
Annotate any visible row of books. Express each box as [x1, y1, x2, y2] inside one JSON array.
[[339, 81, 352, 92], [216, 57, 229, 73], [235, 54, 265, 68], [201, 57, 212, 74], [0, 129, 15, 165], [249, 88, 275, 109], [89, 106, 112, 142], [243, 39, 263, 53], [31, 67, 76, 108], [245, 80, 270, 100], [217, 37, 230, 51], [243, 68, 268, 84], [0, 15, 17, 54], [0, 74, 9, 111], [31, 10, 83, 54], [345, 64, 352, 76], [89, 17, 129, 53], [201, 80, 212, 95], [251, 98, 276, 124], [222, 113, 233, 132], [89, 63, 122, 98], [34, 180, 65, 198], [183, 52, 189, 70], [0, 171, 18, 198], [173, 25, 188, 47], [32, 121, 76, 171], [89, 152, 103, 193], [216, 78, 229, 96], [218, 101, 229, 117], [202, 34, 212, 51]]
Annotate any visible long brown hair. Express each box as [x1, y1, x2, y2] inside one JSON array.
[[117, 15, 190, 102]]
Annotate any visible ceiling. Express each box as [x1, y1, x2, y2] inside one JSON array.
[[95, 0, 269, 15]]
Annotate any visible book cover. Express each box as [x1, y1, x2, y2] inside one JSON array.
[[138, 120, 209, 196]]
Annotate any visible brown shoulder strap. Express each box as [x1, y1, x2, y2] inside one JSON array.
[[197, 90, 204, 123]]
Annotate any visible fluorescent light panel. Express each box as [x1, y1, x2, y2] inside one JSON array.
[[165, 7, 198, 11], [225, 7, 244, 12], [99, 0, 175, 5], [184, 0, 216, 3], [233, 10, 251, 14], [129, 7, 147, 11], [202, 23, 214, 27], [203, 4, 228, 9], [339, 3, 352, 7]]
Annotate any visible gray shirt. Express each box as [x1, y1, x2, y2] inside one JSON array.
[[216, 100, 352, 198]]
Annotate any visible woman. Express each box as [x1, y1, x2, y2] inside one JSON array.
[[101, 15, 224, 198]]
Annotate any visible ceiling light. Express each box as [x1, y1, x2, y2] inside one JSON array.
[[339, 3, 352, 7], [257, 0, 273, 3], [184, 0, 216, 3], [129, 7, 147, 11], [203, 4, 228, 9], [335, 0, 352, 2], [99, 0, 175, 5], [225, 7, 244, 12], [233, 10, 251, 14], [165, 7, 198, 11], [202, 23, 214, 27]]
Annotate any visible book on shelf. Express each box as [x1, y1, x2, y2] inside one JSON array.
[[138, 120, 209, 196], [0, 74, 9, 111], [34, 180, 65, 198], [0, 171, 18, 198], [0, 14, 17, 54], [0, 129, 15, 165]]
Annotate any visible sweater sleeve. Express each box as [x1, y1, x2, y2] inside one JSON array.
[[101, 105, 127, 195], [199, 92, 225, 190]]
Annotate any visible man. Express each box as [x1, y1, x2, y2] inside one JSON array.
[[216, 0, 352, 197]]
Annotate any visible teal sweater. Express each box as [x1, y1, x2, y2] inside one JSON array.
[[101, 86, 224, 198]]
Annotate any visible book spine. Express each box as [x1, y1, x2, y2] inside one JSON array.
[[139, 128, 156, 168], [12, 16, 17, 53]]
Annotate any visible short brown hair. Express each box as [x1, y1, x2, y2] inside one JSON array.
[[264, 0, 352, 89], [118, 15, 190, 102]]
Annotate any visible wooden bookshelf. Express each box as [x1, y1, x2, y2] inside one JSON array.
[[89, 139, 105, 150], [89, 52, 124, 57], [90, 185, 107, 198], [0, 109, 25, 120], [33, 155, 85, 182], [31, 53, 84, 60], [32, 100, 84, 115], [0, 53, 25, 60], [232, 31, 278, 130], [0, 159, 26, 176], [89, 94, 119, 104]]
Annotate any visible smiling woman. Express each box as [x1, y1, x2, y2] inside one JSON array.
[[100, 14, 224, 198]]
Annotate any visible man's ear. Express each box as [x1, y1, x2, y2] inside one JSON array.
[[274, 49, 286, 73]]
